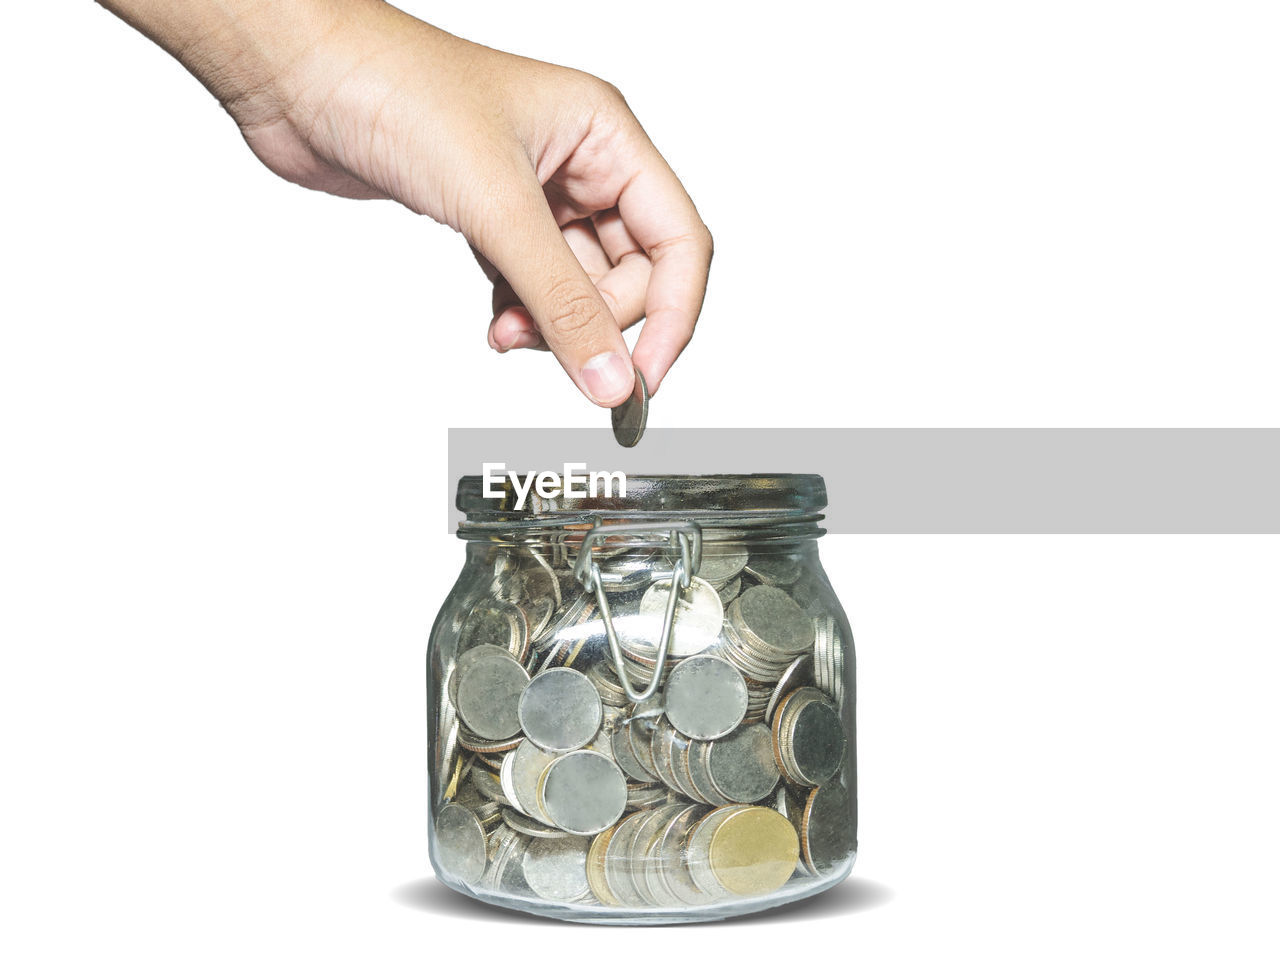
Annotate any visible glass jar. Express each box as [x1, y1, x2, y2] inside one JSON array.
[[427, 474, 856, 923]]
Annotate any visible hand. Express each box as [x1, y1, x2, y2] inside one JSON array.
[[101, 0, 713, 407]]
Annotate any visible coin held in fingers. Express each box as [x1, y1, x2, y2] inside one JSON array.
[[611, 365, 648, 447]]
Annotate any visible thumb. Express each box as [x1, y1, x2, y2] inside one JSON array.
[[470, 176, 636, 408]]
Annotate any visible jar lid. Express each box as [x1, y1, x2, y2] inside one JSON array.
[[457, 473, 827, 521]]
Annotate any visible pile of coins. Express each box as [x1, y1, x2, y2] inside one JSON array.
[[432, 541, 853, 911]]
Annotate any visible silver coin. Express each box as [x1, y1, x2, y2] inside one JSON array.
[[714, 624, 793, 684], [685, 740, 732, 807], [584, 714, 618, 761], [715, 576, 743, 606], [449, 776, 485, 812], [659, 720, 704, 801], [603, 811, 649, 906], [520, 550, 563, 608], [518, 667, 602, 752], [481, 825, 530, 892], [596, 557, 659, 594], [522, 834, 592, 901], [521, 595, 557, 646], [434, 803, 488, 886], [765, 654, 814, 724], [742, 685, 768, 721], [653, 803, 713, 906], [492, 563, 525, 606], [536, 601, 603, 674], [458, 601, 528, 661], [789, 571, 827, 613], [664, 654, 748, 740], [469, 766, 506, 803], [587, 661, 629, 706], [620, 806, 664, 906], [813, 617, 828, 694], [744, 552, 803, 587], [626, 714, 661, 780], [625, 782, 669, 810], [771, 783, 794, 822], [637, 804, 688, 907], [454, 649, 529, 740], [798, 779, 853, 875], [647, 716, 679, 794], [538, 750, 628, 836], [832, 620, 847, 708], [705, 722, 780, 803], [611, 719, 656, 782], [508, 739, 559, 822], [685, 805, 743, 899], [498, 749, 526, 813], [473, 799, 502, 827], [449, 644, 508, 706], [732, 585, 814, 657], [697, 547, 749, 587], [630, 804, 684, 905], [532, 591, 592, 652], [633, 576, 724, 659], [501, 806, 570, 840], [437, 669, 461, 797], [612, 653, 673, 687], [456, 727, 524, 754], [610, 365, 648, 448]]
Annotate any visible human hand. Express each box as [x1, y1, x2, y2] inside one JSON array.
[[102, 0, 712, 407]]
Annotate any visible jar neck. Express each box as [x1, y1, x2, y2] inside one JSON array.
[[457, 511, 826, 550]]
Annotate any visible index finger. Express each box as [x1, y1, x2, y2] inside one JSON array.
[[615, 141, 713, 394]]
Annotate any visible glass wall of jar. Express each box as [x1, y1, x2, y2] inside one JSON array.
[[427, 475, 856, 923]]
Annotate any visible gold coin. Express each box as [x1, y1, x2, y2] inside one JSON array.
[[706, 806, 799, 897]]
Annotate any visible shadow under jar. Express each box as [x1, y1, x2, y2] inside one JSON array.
[[427, 475, 856, 924]]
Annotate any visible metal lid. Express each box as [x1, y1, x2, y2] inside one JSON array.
[[457, 473, 827, 520]]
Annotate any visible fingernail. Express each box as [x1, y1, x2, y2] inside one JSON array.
[[580, 351, 634, 405], [504, 330, 542, 350]]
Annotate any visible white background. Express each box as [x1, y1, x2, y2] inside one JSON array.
[[2, 1, 1278, 958]]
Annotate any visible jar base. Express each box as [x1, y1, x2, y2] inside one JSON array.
[[433, 856, 856, 925]]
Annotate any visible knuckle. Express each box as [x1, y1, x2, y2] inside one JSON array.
[[596, 79, 628, 108], [542, 278, 600, 338], [700, 224, 715, 262], [572, 71, 628, 112]]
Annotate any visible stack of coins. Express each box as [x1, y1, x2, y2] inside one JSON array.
[[585, 662, 632, 708], [771, 687, 844, 787], [719, 586, 815, 684], [588, 803, 716, 907], [812, 614, 846, 706], [432, 544, 854, 910]]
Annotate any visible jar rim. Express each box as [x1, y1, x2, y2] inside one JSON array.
[[456, 473, 827, 520]]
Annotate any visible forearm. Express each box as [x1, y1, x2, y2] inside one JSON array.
[[96, 0, 347, 122]]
